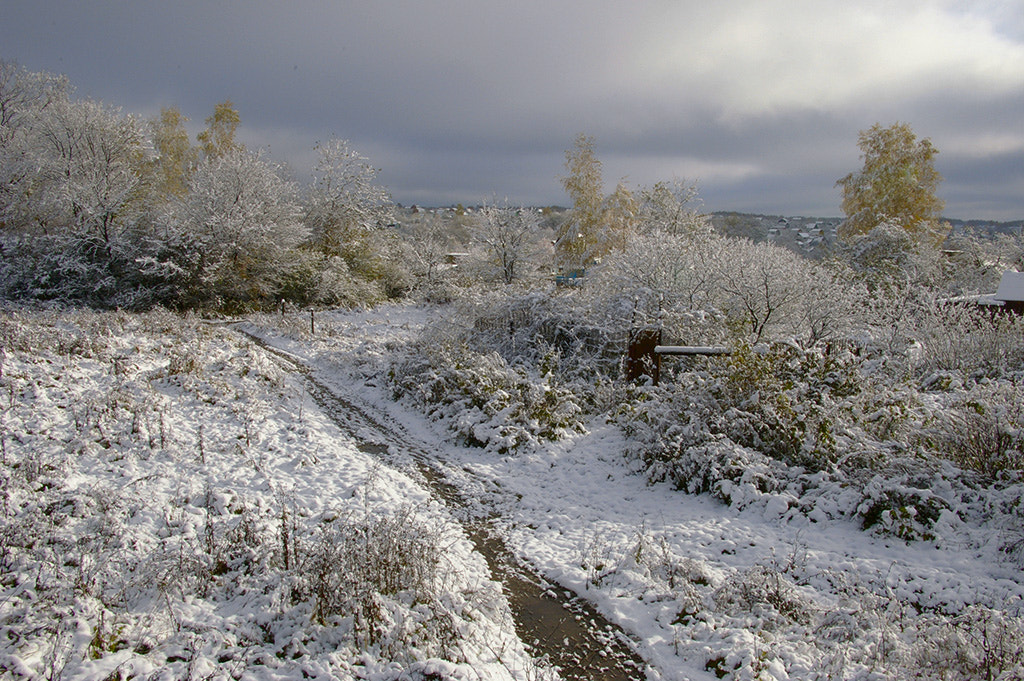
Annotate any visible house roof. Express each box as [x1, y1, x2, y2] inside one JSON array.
[[994, 271, 1024, 302]]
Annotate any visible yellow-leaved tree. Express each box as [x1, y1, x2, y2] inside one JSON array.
[[556, 134, 636, 271], [836, 122, 947, 246], [150, 106, 198, 200], [197, 100, 241, 160]]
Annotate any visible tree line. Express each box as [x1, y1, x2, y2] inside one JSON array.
[[0, 61, 408, 311], [2, 59, 1022, 319]]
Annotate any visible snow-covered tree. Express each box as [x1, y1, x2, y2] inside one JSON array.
[[164, 148, 306, 307], [637, 178, 709, 236], [472, 201, 539, 285], [599, 181, 638, 253], [594, 229, 845, 346], [0, 83, 154, 304], [30, 98, 149, 244], [941, 229, 1024, 296], [0, 66, 147, 242], [714, 237, 830, 344], [305, 137, 393, 276], [0, 60, 68, 145], [840, 221, 943, 294]]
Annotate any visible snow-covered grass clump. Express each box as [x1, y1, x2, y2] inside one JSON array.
[[0, 307, 530, 680]]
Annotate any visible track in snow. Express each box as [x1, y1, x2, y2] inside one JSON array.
[[238, 327, 651, 681]]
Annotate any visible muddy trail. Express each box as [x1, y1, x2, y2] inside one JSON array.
[[238, 329, 651, 680]]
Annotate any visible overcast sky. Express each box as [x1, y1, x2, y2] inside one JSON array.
[[3, 1, 1023, 219]]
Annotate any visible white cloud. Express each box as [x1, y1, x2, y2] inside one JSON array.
[[628, 0, 1024, 119]]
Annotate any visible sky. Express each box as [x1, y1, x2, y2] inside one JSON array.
[[3, 0, 1024, 220]]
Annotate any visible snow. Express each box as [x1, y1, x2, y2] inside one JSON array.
[[2, 304, 1022, 680], [0, 308, 535, 681], [994, 270, 1024, 302], [241, 304, 1024, 680]]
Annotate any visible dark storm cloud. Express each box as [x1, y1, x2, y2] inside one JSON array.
[[3, 0, 1023, 219]]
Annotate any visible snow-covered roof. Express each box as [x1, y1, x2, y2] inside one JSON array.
[[994, 271, 1024, 302]]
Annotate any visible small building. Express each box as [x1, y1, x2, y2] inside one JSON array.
[[979, 271, 1024, 315]]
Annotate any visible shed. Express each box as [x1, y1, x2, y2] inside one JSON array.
[[980, 271, 1024, 315]]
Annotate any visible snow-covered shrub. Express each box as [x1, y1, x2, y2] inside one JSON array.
[[297, 506, 457, 657], [857, 472, 950, 541], [390, 343, 584, 453], [911, 605, 1024, 681], [456, 289, 625, 391], [932, 384, 1024, 479], [617, 341, 859, 480], [847, 381, 920, 443], [713, 563, 815, 629], [384, 293, 608, 452], [612, 379, 791, 509], [276, 251, 389, 309], [913, 295, 1024, 378], [711, 341, 861, 470]]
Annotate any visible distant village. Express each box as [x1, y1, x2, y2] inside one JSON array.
[[709, 212, 1024, 259], [397, 203, 1023, 262]]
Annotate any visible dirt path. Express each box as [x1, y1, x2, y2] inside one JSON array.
[[237, 328, 652, 680]]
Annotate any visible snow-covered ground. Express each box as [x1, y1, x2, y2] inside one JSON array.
[[0, 308, 537, 681], [2, 304, 1022, 680], [244, 304, 1024, 681]]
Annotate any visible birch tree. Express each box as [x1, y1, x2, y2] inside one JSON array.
[[557, 134, 605, 270], [150, 106, 198, 201], [197, 100, 241, 160], [837, 122, 947, 247]]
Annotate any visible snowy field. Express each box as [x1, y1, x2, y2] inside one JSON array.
[[2, 304, 1022, 680], [0, 308, 537, 681]]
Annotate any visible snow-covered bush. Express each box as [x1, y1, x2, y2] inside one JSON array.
[[712, 341, 862, 469], [910, 294, 1024, 378], [912, 605, 1024, 681], [385, 290, 626, 453], [615, 340, 863, 489], [296, 506, 459, 658], [930, 383, 1024, 479], [278, 251, 390, 309], [856, 472, 950, 541], [588, 229, 855, 348], [390, 343, 584, 453]]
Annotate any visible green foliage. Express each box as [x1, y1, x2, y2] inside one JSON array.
[[714, 342, 861, 469], [858, 483, 948, 541]]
